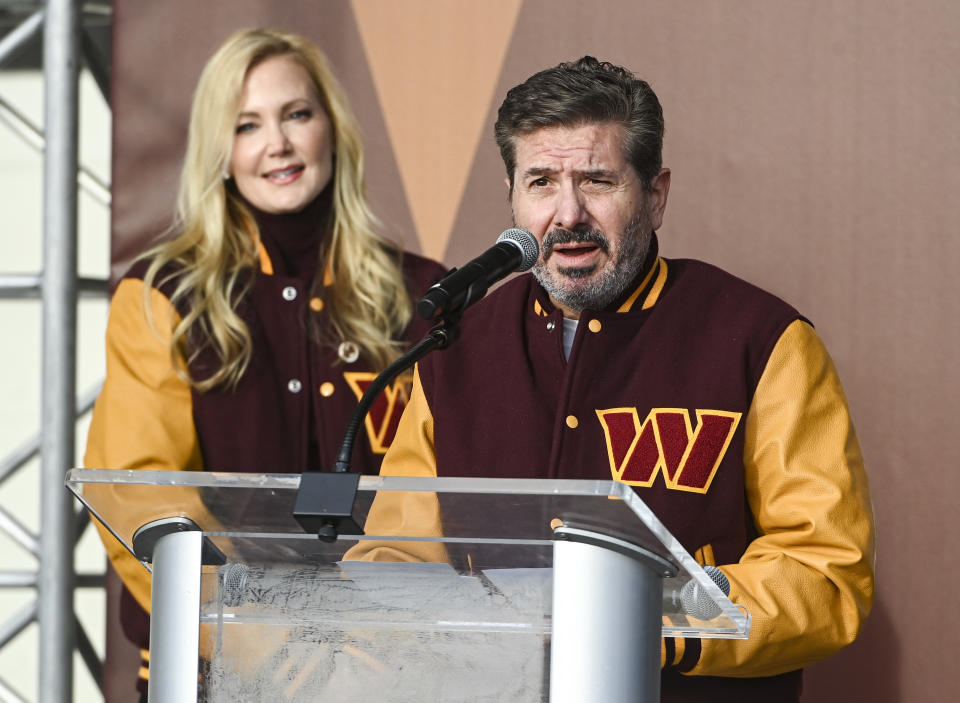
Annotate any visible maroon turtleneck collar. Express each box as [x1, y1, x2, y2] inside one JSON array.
[[243, 188, 331, 280]]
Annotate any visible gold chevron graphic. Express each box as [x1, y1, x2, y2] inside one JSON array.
[[351, 0, 522, 260]]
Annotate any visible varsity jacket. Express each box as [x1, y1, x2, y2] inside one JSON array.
[[84, 205, 446, 684], [363, 241, 875, 701]]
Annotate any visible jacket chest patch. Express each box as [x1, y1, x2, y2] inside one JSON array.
[[343, 372, 413, 454], [595, 407, 742, 493]]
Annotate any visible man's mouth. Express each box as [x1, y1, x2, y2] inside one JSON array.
[[552, 241, 600, 256], [543, 228, 609, 266]]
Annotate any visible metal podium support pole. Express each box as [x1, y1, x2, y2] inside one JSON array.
[[550, 526, 677, 703], [148, 528, 202, 703]]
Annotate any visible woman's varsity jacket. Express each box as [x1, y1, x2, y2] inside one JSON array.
[[84, 237, 446, 668], [363, 246, 875, 701]]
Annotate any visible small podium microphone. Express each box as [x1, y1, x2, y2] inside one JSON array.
[[417, 228, 539, 320], [679, 565, 731, 620]]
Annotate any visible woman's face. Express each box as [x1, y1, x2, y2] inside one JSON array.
[[229, 54, 334, 214]]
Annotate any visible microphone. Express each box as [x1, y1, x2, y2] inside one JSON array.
[[679, 565, 731, 620], [417, 228, 539, 320], [219, 562, 249, 607]]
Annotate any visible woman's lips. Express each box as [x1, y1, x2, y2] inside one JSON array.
[[264, 165, 305, 184]]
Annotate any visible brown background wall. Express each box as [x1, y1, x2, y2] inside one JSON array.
[[109, 1, 960, 700]]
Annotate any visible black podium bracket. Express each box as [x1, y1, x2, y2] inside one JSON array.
[[293, 472, 364, 541]]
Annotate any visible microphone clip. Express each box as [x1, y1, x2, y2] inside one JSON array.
[[293, 472, 365, 543]]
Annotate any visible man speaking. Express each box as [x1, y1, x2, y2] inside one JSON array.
[[371, 57, 874, 701]]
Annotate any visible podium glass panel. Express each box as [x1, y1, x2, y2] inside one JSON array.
[[68, 469, 749, 701], [199, 546, 552, 701]]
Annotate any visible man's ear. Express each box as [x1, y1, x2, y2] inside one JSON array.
[[648, 168, 671, 231], [505, 176, 513, 201]]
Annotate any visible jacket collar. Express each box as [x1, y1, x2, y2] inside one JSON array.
[[238, 189, 331, 280], [255, 238, 334, 285]]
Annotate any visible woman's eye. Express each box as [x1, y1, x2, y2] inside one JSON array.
[[235, 122, 256, 135], [289, 109, 312, 120]]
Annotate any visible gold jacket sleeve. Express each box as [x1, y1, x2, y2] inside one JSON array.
[[692, 319, 875, 677], [344, 365, 449, 564], [83, 278, 203, 612]]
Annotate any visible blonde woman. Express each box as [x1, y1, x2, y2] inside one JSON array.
[[84, 28, 445, 696]]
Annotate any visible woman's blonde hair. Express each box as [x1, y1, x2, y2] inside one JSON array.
[[142, 28, 412, 391]]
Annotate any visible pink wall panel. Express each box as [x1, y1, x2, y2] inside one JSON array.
[[109, 2, 960, 700]]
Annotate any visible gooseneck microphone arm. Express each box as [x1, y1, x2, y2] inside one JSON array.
[[332, 322, 460, 474], [293, 228, 538, 541], [336, 227, 538, 472], [293, 317, 460, 541]]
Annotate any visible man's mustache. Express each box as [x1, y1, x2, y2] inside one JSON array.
[[541, 227, 610, 258]]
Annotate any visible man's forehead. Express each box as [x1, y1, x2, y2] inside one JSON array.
[[513, 121, 627, 170]]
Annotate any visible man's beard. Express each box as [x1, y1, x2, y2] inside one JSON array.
[[530, 211, 653, 314]]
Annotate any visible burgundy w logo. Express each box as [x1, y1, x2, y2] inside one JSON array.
[[343, 372, 413, 454], [595, 408, 741, 493]]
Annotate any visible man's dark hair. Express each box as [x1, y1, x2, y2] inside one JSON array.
[[494, 56, 664, 191]]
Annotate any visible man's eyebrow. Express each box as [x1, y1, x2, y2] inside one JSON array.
[[519, 166, 556, 179], [519, 166, 620, 180], [580, 169, 618, 180]]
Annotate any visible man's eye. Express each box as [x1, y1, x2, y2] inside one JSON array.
[[530, 177, 549, 188]]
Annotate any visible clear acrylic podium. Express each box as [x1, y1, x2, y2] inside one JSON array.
[[66, 469, 749, 702]]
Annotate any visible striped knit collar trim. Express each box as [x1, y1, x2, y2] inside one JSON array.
[[619, 257, 668, 312], [531, 255, 668, 318]]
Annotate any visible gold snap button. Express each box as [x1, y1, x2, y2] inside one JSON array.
[[319, 382, 335, 397], [565, 415, 579, 429], [588, 319, 602, 333], [309, 297, 324, 312]]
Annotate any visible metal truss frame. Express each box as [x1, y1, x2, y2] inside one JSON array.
[[0, 1, 111, 700]]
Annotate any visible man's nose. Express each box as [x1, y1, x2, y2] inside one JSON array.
[[553, 182, 588, 229]]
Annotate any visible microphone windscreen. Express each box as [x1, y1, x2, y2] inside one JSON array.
[[680, 565, 730, 621], [496, 228, 539, 271], [220, 562, 249, 607]]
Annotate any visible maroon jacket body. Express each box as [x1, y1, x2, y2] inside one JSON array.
[[85, 205, 446, 689], [371, 239, 875, 702]]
